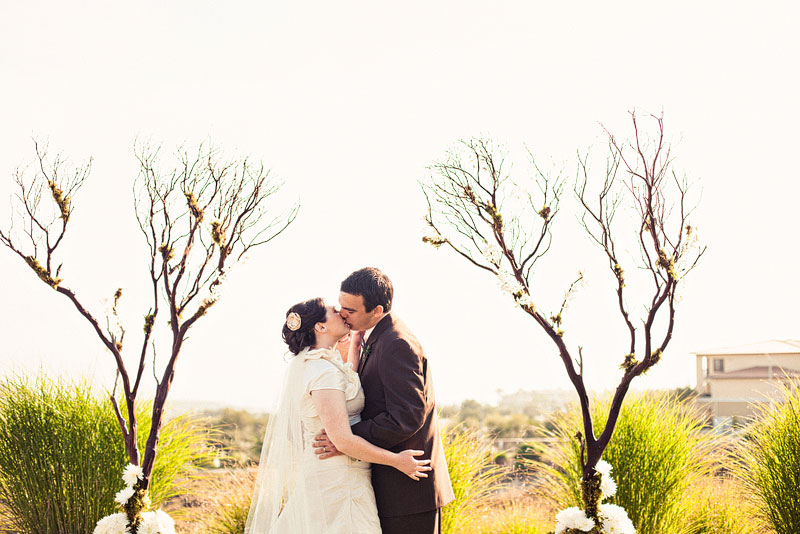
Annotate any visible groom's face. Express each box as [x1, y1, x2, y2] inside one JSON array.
[[338, 292, 383, 332]]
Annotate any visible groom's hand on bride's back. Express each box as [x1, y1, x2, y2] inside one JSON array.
[[313, 430, 342, 459]]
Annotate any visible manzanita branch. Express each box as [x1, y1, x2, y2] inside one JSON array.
[[1, 140, 298, 498], [422, 112, 703, 524]]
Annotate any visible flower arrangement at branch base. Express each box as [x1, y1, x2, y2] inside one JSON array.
[[554, 460, 635, 534], [94, 464, 175, 534]]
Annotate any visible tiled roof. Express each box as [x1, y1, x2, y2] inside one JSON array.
[[707, 365, 800, 380], [693, 339, 800, 356]]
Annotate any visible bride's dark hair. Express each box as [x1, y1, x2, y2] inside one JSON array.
[[282, 298, 327, 355]]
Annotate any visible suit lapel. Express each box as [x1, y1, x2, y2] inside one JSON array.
[[358, 313, 393, 375]]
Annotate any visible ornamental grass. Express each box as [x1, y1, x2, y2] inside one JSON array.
[[0, 373, 212, 534], [735, 380, 800, 534], [530, 391, 717, 534], [441, 424, 508, 534], [196, 468, 256, 534], [680, 476, 764, 534], [469, 490, 550, 534]]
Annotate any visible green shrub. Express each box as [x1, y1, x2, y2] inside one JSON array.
[[513, 442, 539, 477], [441, 424, 507, 534], [532, 391, 716, 534], [736, 381, 800, 534], [203, 408, 267, 465], [0, 373, 211, 534]]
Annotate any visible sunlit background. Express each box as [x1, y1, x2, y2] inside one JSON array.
[[1, 1, 798, 411]]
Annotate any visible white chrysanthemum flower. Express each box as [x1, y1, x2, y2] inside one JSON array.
[[554, 506, 595, 534], [595, 459, 612, 477], [601, 474, 617, 498], [93, 512, 131, 534], [138, 510, 176, 534], [497, 271, 523, 296], [114, 486, 135, 506], [599, 503, 636, 534], [481, 241, 502, 266], [600, 474, 617, 497], [122, 463, 143, 487], [595, 459, 617, 498]]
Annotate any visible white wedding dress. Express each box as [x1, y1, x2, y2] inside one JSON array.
[[245, 347, 382, 534]]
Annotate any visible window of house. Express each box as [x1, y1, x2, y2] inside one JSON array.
[[712, 358, 724, 373]]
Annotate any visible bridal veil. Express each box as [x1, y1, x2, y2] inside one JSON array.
[[244, 352, 314, 534]]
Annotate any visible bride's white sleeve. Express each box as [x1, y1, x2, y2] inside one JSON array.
[[305, 360, 347, 394]]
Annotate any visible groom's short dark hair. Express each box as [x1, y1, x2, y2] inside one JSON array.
[[341, 267, 393, 313]]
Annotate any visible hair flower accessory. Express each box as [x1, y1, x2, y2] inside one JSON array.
[[286, 312, 302, 331]]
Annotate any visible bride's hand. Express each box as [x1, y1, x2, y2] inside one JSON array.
[[394, 450, 432, 480], [350, 330, 365, 346], [345, 330, 365, 368]]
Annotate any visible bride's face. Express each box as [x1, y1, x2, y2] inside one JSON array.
[[322, 305, 350, 339]]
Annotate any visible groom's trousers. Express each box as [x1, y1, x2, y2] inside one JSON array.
[[379, 508, 441, 534]]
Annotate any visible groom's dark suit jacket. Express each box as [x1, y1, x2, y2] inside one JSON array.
[[350, 313, 455, 518]]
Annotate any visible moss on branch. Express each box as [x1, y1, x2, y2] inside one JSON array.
[[25, 255, 62, 289]]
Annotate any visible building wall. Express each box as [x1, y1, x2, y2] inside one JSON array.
[[694, 352, 800, 421], [695, 353, 800, 391], [715, 400, 757, 419], [695, 357, 708, 394], [709, 378, 786, 400]]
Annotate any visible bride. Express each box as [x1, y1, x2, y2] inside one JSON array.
[[245, 297, 432, 534]]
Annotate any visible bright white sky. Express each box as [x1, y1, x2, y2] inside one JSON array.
[[1, 1, 798, 411]]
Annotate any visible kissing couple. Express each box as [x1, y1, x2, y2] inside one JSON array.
[[245, 267, 455, 534]]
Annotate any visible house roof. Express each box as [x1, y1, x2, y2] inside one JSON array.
[[693, 339, 800, 356], [707, 365, 800, 380]]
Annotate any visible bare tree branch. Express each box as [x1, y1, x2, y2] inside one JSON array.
[[1, 139, 298, 498], [421, 112, 703, 521]]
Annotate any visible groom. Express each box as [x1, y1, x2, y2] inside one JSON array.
[[314, 267, 454, 534]]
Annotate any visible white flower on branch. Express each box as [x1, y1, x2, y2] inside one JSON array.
[[496, 271, 523, 296], [122, 463, 143, 487], [516, 291, 535, 310], [481, 241, 502, 267], [554, 506, 595, 534], [93, 509, 175, 534], [93, 513, 131, 534], [599, 503, 635, 534], [138, 510, 176, 534], [596, 459, 617, 498], [208, 270, 228, 303], [601, 473, 618, 499], [114, 486, 135, 506]]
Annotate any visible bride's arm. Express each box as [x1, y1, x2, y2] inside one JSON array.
[[311, 389, 431, 480]]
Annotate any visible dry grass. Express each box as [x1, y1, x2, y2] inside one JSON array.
[[678, 476, 768, 534], [165, 468, 256, 534], [130, 469, 774, 534], [170, 472, 554, 534], [468, 486, 553, 534]]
